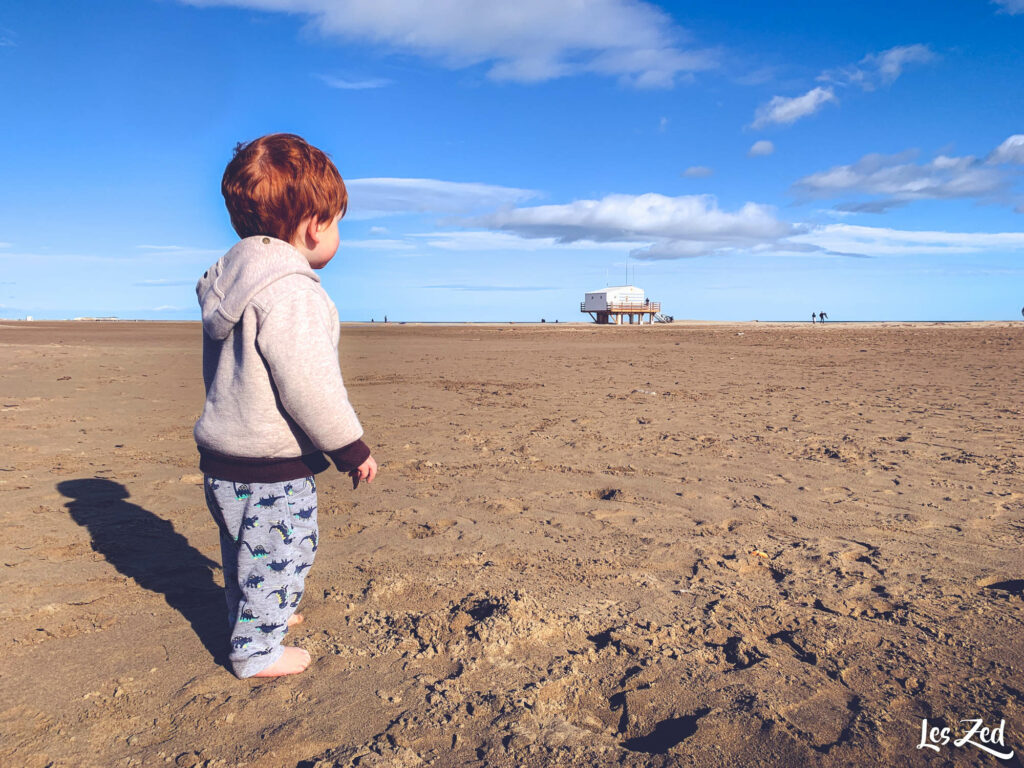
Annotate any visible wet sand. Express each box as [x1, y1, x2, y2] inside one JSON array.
[[1, 321, 1022, 767]]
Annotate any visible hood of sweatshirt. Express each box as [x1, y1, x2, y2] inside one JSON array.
[[197, 236, 319, 340]]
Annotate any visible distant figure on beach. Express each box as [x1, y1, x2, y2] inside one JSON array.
[[194, 134, 378, 679], [811, 312, 817, 323], [819, 311, 828, 323], [384, 315, 388, 323]]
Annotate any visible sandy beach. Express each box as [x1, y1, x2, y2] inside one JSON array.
[[1, 320, 1022, 768]]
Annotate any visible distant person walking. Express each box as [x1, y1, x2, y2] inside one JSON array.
[[819, 311, 828, 323], [811, 312, 817, 324]]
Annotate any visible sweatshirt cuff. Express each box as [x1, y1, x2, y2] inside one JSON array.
[[326, 439, 371, 472]]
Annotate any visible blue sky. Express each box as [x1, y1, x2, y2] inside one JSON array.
[[1, 0, 1022, 321]]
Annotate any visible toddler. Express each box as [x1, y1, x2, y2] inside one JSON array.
[[195, 133, 377, 678]]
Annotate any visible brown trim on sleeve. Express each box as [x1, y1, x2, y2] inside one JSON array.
[[325, 439, 371, 472]]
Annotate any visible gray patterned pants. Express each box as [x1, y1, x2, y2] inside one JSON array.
[[203, 475, 318, 678]]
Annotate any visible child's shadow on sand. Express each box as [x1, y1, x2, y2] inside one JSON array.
[[58, 478, 229, 669]]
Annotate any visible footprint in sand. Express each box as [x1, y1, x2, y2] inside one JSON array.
[[820, 486, 855, 505]]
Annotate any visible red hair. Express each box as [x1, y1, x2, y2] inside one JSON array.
[[221, 133, 347, 242]]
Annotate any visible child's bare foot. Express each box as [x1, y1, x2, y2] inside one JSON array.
[[252, 646, 310, 677], [287, 613, 304, 627]]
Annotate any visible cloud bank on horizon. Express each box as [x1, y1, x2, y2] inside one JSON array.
[[334, 127, 1024, 262]]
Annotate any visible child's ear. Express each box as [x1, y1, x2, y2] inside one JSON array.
[[305, 217, 324, 246]]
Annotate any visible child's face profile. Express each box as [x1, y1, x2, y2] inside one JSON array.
[[306, 211, 344, 270]]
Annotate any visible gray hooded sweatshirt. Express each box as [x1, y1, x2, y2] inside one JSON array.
[[194, 236, 369, 482]]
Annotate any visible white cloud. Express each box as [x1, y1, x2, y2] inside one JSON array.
[[988, 134, 1024, 164], [794, 149, 1006, 202], [866, 44, 936, 85], [136, 244, 224, 256], [180, 0, 716, 87], [748, 140, 775, 157], [345, 177, 538, 219], [0, 246, 225, 264], [408, 230, 647, 252], [659, 116, 670, 132], [794, 224, 1024, 257], [734, 65, 780, 87], [754, 45, 935, 131], [134, 279, 195, 287], [439, 188, 1024, 261], [833, 200, 908, 214], [316, 74, 393, 89], [751, 86, 836, 129], [682, 166, 713, 178], [821, 44, 936, 91], [340, 238, 415, 250], [424, 284, 558, 292], [368, 226, 389, 235], [993, 0, 1024, 14], [470, 193, 793, 259]]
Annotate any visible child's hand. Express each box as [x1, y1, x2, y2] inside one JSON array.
[[350, 455, 377, 489]]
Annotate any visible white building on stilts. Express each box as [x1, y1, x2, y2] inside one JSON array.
[[580, 286, 667, 325]]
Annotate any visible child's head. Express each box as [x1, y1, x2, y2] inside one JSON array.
[[221, 133, 347, 244]]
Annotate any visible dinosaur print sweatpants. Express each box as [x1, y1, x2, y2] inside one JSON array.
[[203, 474, 318, 677]]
